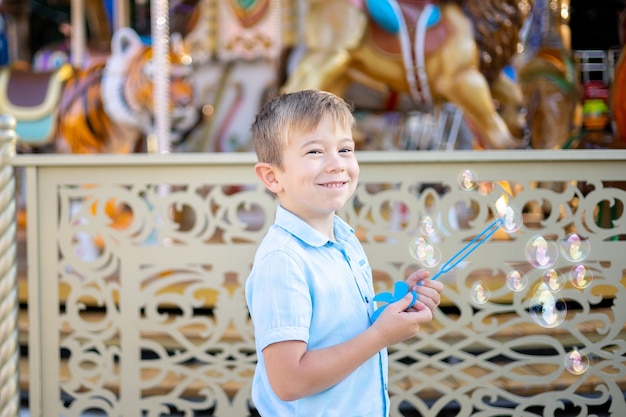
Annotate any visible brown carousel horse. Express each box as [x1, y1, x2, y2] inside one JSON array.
[[516, 47, 581, 149], [515, 0, 582, 150], [282, 0, 529, 149]]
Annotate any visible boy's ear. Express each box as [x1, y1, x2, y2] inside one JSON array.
[[254, 162, 282, 193]]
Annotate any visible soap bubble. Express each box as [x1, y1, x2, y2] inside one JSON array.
[[419, 215, 438, 236], [506, 270, 528, 292], [529, 282, 567, 328], [564, 347, 589, 375], [543, 269, 565, 292], [499, 205, 523, 233], [525, 235, 559, 269], [493, 192, 523, 233], [559, 233, 591, 262], [569, 264, 593, 289], [409, 236, 442, 267], [409, 236, 428, 260], [457, 169, 478, 191], [471, 281, 490, 304], [421, 245, 441, 267]]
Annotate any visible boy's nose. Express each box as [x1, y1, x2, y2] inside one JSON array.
[[326, 153, 346, 171]]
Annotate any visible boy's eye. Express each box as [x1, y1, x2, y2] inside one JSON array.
[[339, 148, 353, 153], [307, 149, 322, 154]]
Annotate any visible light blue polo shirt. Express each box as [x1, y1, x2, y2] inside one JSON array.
[[245, 205, 389, 416]]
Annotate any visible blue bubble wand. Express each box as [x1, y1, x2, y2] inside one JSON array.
[[372, 218, 504, 321]]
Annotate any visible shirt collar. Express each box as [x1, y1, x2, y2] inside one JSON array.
[[274, 205, 355, 247]]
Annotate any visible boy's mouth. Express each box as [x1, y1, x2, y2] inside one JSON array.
[[320, 181, 347, 188]]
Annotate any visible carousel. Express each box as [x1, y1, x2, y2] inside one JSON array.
[[0, 0, 622, 157]]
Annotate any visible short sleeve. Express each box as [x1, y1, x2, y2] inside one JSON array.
[[247, 249, 312, 350]]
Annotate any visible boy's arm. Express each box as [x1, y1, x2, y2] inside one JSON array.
[[262, 294, 432, 401]]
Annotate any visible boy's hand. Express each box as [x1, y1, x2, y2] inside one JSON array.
[[406, 269, 443, 315], [372, 293, 433, 346]]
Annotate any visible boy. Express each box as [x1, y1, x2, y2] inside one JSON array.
[[245, 90, 443, 416]]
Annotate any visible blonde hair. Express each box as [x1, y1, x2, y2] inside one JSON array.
[[250, 90, 355, 168]]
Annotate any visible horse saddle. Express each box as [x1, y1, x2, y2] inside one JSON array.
[[0, 64, 73, 145], [365, 0, 449, 55]]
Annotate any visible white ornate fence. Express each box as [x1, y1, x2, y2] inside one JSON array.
[[8, 150, 626, 416]]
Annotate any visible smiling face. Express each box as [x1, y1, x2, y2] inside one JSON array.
[[255, 116, 359, 234]]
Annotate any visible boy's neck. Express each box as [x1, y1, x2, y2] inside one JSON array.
[[308, 215, 337, 242], [281, 204, 337, 241]]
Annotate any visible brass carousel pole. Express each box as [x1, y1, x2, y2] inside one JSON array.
[[70, 0, 85, 67], [114, 0, 130, 31], [0, 114, 18, 417], [151, 0, 171, 154]]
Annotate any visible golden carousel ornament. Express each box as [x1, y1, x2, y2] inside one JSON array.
[[183, 0, 299, 152]]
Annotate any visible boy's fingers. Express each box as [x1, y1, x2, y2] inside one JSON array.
[[394, 292, 414, 309], [407, 299, 426, 311], [412, 280, 429, 292], [411, 269, 430, 281], [398, 292, 417, 310], [414, 279, 444, 293]]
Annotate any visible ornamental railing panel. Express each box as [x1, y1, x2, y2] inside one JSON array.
[[13, 150, 626, 416]]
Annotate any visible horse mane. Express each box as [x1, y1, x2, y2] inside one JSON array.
[[455, 0, 526, 83]]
